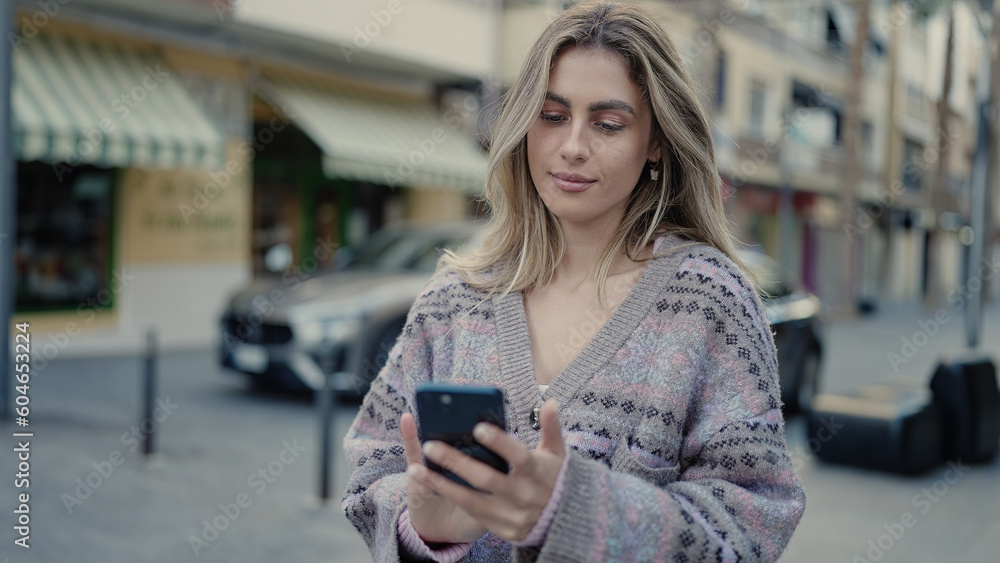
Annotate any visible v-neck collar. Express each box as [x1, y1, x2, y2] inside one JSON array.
[[493, 239, 679, 442]]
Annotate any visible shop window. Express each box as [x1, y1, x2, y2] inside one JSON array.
[[15, 163, 114, 311], [252, 178, 301, 277]]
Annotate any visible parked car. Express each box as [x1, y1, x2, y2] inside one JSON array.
[[218, 221, 484, 394], [220, 227, 823, 413]]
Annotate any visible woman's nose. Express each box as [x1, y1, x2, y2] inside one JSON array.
[[558, 121, 589, 162]]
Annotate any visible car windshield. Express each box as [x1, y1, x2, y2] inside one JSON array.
[[347, 227, 475, 273], [348, 229, 408, 268], [411, 235, 474, 271]]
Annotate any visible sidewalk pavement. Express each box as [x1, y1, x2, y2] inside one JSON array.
[[816, 297, 999, 395], [781, 297, 1000, 563], [0, 298, 997, 562], [1, 352, 371, 563]]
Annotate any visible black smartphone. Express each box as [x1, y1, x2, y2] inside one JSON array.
[[415, 383, 509, 489]]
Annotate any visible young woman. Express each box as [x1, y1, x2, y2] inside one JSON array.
[[343, 3, 805, 561]]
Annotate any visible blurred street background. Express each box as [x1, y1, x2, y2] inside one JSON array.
[[1, 0, 999, 562]]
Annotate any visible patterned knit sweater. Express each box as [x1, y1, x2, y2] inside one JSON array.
[[342, 235, 806, 562]]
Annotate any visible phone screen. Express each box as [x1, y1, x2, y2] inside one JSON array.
[[415, 383, 509, 488]]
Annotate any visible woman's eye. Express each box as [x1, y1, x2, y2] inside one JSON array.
[[597, 121, 625, 133], [539, 113, 564, 123]]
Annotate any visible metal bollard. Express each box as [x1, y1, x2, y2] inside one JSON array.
[[142, 329, 157, 457], [317, 344, 337, 502]]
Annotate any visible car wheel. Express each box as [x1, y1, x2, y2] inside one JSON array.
[[793, 348, 821, 415]]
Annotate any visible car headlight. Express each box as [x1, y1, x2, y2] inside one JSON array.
[[295, 317, 363, 347]]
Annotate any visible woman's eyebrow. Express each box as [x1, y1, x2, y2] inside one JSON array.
[[589, 99, 636, 116], [545, 92, 571, 107], [544, 92, 636, 117]]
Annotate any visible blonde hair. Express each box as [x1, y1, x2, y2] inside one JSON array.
[[442, 1, 754, 302]]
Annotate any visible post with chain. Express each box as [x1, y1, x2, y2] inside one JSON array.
[[317, 341, 336, 502]]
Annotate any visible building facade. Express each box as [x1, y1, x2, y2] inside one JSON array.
[[12, 0, 493, 357]]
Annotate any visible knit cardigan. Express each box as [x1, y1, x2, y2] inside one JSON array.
[[342, 235, 806, 562]]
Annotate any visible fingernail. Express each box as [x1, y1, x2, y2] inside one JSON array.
[[407, 465, 425, 478], [474, 424, 491, 441], [422, 442, 437, 457]]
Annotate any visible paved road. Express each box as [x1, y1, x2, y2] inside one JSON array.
[[1, 299, 997, 562]]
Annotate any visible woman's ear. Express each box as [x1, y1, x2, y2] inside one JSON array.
[[647, 140, 661, 163]]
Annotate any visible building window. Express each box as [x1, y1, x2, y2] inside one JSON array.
[[748, 79, 767, 138], [826, 9, 846, 54], [861, 121, 875, 168], [15, 163, 115, 311], [902, 138, 924, 192]]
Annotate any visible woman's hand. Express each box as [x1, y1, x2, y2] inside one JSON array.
[[401, 412, 488, 544], [406, 399, 566, 542]]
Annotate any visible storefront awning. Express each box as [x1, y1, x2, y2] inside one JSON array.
[[258, 72, 487, 191], [12, 34, 225, 169]]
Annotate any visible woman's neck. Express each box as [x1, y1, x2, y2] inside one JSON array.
[[551, 217, 644, 291]]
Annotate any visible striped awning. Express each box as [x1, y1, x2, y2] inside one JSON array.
[[258, 72, 487, 191], [12, 34, 225, 169]]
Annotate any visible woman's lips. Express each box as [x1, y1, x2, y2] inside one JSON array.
[[550, 172, 596, 192]]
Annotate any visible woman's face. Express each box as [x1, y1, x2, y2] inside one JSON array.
[[526, 46, 659, 231]]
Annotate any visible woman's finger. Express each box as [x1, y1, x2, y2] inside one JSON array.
[[472, 423, 533, 471], [400, 413, 423, 467], [409, 452, 486, 506], [537, 399, 565, 457], [422, 440, 511, 493]]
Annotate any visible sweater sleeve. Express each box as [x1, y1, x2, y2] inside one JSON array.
[[340, 360, 417, 561], [341, 275, 453, 562], [517, 254, 806, 562]]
